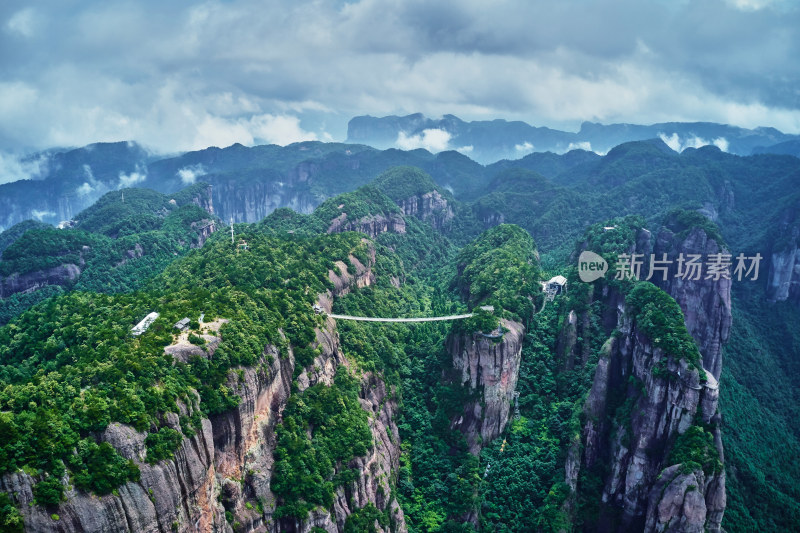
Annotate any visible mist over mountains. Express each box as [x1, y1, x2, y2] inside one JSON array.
[[2, 115, 799, 233], [2, 0, 800, 529], [1, 114, 800, 531], [347, 113, 800, 163]]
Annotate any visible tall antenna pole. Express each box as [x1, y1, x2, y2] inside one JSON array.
[[230, 216, 234, 245]]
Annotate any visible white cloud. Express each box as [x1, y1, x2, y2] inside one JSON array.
[[76, 164, 103, 196], [118, 166, 147, 188], [0, 152, 49, 185], [566, 141, 593, 152], [247, 114, 319, 145], [658, 132, 730, 153], [456, 145, 474, 154], [31, 209, 55, 221], [660, 133, 686, 152], [0, 0, 799, 155], [6, 9, 35, 37], [726, 0, 778, 11], [185, 113, 319, 151], [712, 137, 730, 152], [76, 182, 95, 196], [177, 164, 207, 185], [396, 128, 452, 152], [515, 141, 534, 153]]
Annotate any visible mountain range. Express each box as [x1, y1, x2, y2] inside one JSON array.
[[0, 132, 798, 532], [347, 113, 800, 163]]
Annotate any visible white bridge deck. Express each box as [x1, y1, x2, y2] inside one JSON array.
[[326, 313, 474, 323]]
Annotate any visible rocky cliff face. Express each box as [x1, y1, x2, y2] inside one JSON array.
[[0, 263, 82, 299], [447, 320, 525, 454], [212, 181, 317, 224], [767, 199, 800, 306], [187, 184, 216, 215], [2, 242, 405, 533], [276, 368, 406, 533], [570, 307, 725, 532], [563, 219, 730, 532], [651, 226, 732, 380], [0, 406, 226, 533], [190, 220, 217, 249], [472, 206, 505, 229], [395, 190, 454, 231], [327, 212, 406, 239], [327, 250, 377, 297]]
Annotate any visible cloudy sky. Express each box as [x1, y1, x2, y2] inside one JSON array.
[[1, 0, 799, 154]]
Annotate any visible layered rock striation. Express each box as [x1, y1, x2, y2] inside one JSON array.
[[327, 212, 406, 238], [565, 221, 730, 532], [651, 225, 732, 379], [447, 320, 525, 455], [395, 190, 454, 231], [767, 197, 800, 306], [2, 244, 405, 533]]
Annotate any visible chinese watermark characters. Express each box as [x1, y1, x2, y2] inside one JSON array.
[[610, 252, 762, 281]]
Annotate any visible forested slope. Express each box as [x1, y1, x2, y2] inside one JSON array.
[[0, 147, 798, 532]]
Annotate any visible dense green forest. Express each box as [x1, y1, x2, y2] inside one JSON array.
[[0, 186, 216, 324], [0, 228, 368, 509], [0, 147, 798, 532]]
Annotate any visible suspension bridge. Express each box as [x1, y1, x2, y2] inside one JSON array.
[[325, 312, 474, 323], [314, 304, 493, 323]]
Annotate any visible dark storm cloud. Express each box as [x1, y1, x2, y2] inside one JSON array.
[[380, 0, 800, 108], [0, 0, 798, 155]]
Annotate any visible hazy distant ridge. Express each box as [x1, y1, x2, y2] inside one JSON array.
[[347, 113, 800, 163]]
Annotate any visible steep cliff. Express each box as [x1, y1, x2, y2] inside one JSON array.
[[212, 180, 317, 224], [0, 406, 226, 532], [318, 186, 408, 239], [447, 320, 525, 454], [565, 217, 729, 532], [571, 295, 725, 531], [445, 225, 540, 455], [651, 220, 732, 380], [327, 212, 406, 238], [370, 167, 456, 232], [0, 238, 405, 533], [766, 196, 800, 306], [395, 190, 454, 231]]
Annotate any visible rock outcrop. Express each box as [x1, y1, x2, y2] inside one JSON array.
[[0, 416, 226, 533], [565, 218, 729, 532], [187, 184, 216, 216], [396, 190, 454, 231], [574, 308, 725, 531], [652, 225, 732, 380], [447, 319, 525, 454], [190, 219, 217, 248], [0, 263, 82, 299], [644, 463, 725, 533], [2, 238, 405, 533], [767, 198, 800, 306], [327, 250, 377, 297], [327, 212, 406, 238]]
